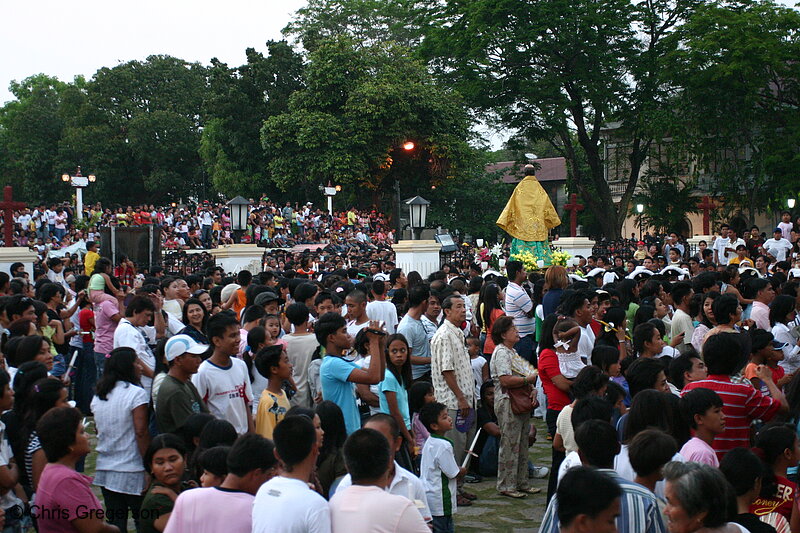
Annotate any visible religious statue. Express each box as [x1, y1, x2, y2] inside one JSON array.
[[496, 164, 561, 266]]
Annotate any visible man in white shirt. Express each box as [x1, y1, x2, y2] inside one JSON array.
[[330, 427, 429, 533], [562, 291, 595, 364], [345, 290, 370, 337], [336, 414, 432, 523], [669, 282, 695, 354], [712, 224, 731, 265], [764, 227, 793, 262], [365, 280, 398, 334], [113, 295, 161, 396], [505, 260, 536, 363], [723, 227, 746, 265], [253, 416, 331, 533]]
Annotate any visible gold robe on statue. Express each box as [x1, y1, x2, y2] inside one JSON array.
[[496, 175, 561, 241]]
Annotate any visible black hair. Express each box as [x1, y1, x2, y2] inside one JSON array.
[[712, 294, 740, 325], [557, 467, 622, 528], [632, 322, 659, 355], [199, 419, 237, 449], [343, 428, 391, 482], [754, 423, 798, 498], [575, 419, 619, 469], [144, 433, 187, 474], [199, 446, 230, 478], [506, 260, 523, 281], [95, 347, 140, 400], [384, 333, 412, 387], [624, 390, 673, 443], [242, 305, 267, 325], [316, 401, 347, 462], [571, 365, 609, 400], [680, 388, 723, 430], [745, 277, 770, 300], [770, 294, 796, 326], [314, 311, 347, 346], [668, 350, 702, 390], [591, 345, 621, 375], [719, 447, 766, 497], [37, 282, 64, 304], [227, 434, 276, 477], [125, 295, 155, 317], [407, 284, 430, 308], [703, 332, 748, 375], [5, 295, 33, 320], [11, 335, 48, 368], [625, 357, 666, 398], [409, 381, 434, 415], [273, 415, 316, 470], [628, 428, 678, 477], [36, 406, 82, 462], [254, 345, 284, 380], [366, 412, 401, 440], [243, 326, 267, 382], [294, 283, 318, 304], [571, 396, 613, 430], [177, 412, 214, 458], [604, 381, 626, 409], [206, 311, 239, 342], [419, 401, 447, 433], [285, 302, 310, 326], [182, 297, 210, 332]]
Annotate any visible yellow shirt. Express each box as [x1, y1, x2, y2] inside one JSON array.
[[255, 388, 290, 439], [84, 250, 100, 276]]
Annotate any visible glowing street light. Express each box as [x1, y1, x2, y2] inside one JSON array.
[[403, 141, 415, 151], [61, 167, 96, 221]]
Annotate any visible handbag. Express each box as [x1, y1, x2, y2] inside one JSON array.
[[504, 382, 536, 415]]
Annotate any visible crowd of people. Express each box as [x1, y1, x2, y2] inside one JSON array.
[[0, 214, 800, 532], [7, 200, 396, 261]]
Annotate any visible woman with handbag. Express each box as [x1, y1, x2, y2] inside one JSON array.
[[489, 315, 539, 499]]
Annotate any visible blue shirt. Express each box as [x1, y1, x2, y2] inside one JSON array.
[[378, 370, 411, 429], [398, 314, 431, 379], [320, 356, 361, 434]]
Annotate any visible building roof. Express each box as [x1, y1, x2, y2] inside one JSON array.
[[486, 157, 568, 184]]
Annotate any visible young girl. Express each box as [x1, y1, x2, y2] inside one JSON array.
[[592, 344, 630, 406], [409, 381, 435, 460], [244, 326, 269, 413], [88, 258, 124, 305], [750, 423, 798, 525], [552, 317, 585, 379], [260, 314, 287, 349], [378, 334, 414, 450], [745, 330, 790, 396]]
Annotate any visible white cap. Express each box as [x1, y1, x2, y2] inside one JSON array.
[[164, 334, 209, 362]]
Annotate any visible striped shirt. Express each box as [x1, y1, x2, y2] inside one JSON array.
[[505, 282, 535, 337], [539, 469, 666, 533], [682, 375, 780, 461]]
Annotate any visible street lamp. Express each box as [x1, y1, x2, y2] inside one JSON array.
[[406, 196, 430, 240], [61, 167, 96, 221], [635, 203, 644, 240], [318, 181, 339, 216], [226, 196, 251, 243], [403, 141, 415, 151], [788, 198, 796, 209]]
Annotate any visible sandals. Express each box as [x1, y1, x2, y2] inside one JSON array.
[[518, 487, 542, 494], [499, 490, 527, 499], [456, 495, 473, 506]]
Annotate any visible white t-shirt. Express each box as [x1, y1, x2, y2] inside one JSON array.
[[192, 357, 253, 434], [726, 238, 745, 263], [470, 355, 487, 399], [0, 420, 22, 511], [113, 319, 155, 395], [329, 485, 429, 533], [284, 333, 320, 409], [420, 435, 460, 517], [713, 236, 730, 265], [366, 300, 399, 334], [252, 476, 331, 533], [763, 238, 793, 262], [346, 319, 369, 338], [164, 486, 254, 533], [90, 381, 148, 473], [578, 324, 595, 364]]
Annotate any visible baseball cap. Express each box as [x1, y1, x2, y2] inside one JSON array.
[[254, 291, 284, 307], [774, 227, 783, 234], [772, 340, 790, 351], [220, 283, 240, 304], [637, 241, 645, 246], [164, 334, 209, 362]]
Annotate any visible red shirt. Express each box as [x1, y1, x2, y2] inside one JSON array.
[[538, 348, 571, 411], [682, 374, 780, 461], [750, 474, 795, 519], [78, 307, 94, 344]]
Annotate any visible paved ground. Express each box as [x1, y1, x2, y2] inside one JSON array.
[[456, 417, 550, 533]]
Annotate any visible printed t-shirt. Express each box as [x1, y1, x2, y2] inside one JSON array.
[[255, 388, 290, 439], [750, 475, 795, 520], [192, 357, 253, 434]]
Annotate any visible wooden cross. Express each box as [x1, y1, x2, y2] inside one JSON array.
[[564, 193, 584, 237], [0, 187, 25, 247], [697, 195, 716, 235]]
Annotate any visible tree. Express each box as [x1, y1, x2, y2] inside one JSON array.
[[0, 74, 69, 202], [260, 37, 476, 216], [632, 168, 699, 235], [421, 0, 696, 238], [201, 42, 305, 199], [667, 0, 800, 222]]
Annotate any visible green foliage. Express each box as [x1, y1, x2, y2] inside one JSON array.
[[261, 37, 477, 215], [632, 170, 699, 235], [667, 0, 800, 222]]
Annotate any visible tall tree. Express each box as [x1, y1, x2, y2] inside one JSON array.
[[260, 37, 477, 215], [421, 0, 695, 238], [201, 41, 305, 199], [667, 0, 800, 222]]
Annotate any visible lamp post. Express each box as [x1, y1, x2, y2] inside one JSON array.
[[318, 180, 340, 216], [406, 196, 430, 240], [61, 167, 96, 221], [227, 196, 251, 243], [635, 203, 644, 240]]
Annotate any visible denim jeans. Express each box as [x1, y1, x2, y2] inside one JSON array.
[[100, 487, 143, 533], [74, 342, 96, 415], [201, 225, 212, 248], [431, 516, 454, 533], [478, 434, 499, 477], [94, 350, 108, 380]]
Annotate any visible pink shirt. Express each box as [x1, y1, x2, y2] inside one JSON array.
[[679, 437, 719, 467], [94, 299, 120, 354], [35, 463, 103, 533], [329, 485, 429, 533], [164, 486, 254, 533], [751, 301, 771, 332]]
